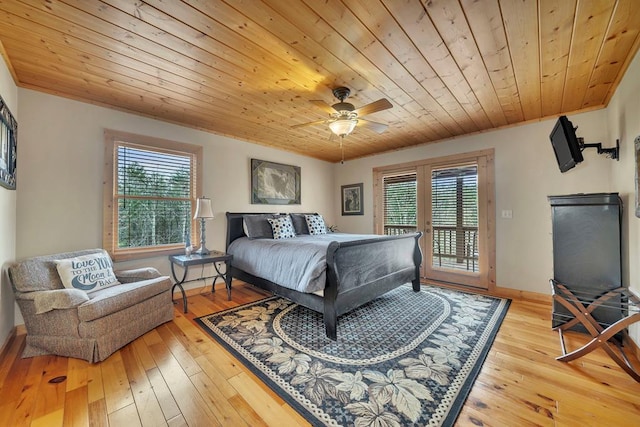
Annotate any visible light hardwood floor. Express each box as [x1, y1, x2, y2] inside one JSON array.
[[1, 281, 639, 426]]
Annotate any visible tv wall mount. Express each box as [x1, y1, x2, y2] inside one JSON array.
[[578, 137, 619, 161]]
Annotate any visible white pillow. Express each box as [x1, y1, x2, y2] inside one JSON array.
[[268, 216, 296, 239], [305, 214, 327, 235], [55, 253, 120, 294]]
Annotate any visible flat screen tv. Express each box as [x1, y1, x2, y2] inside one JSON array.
[[550, 115, 583, 173]]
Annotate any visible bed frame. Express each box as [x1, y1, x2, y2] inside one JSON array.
[[225, 212, 423, 340]]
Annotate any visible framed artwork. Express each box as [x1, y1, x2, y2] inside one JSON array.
[[0, 94, 17, 190], [251, 159, 301, 204], [341, 183, 363, 215]]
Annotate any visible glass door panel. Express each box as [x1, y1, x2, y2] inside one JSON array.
[[430, 165, 479, 273], [423, 159, 488, 289]]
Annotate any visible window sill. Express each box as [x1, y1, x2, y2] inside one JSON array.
[[110, 246, 184, 262]]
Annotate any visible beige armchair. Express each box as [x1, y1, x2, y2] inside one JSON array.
[[9, 249, 174, 363]]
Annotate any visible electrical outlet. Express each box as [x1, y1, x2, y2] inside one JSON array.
[[501, 210, 513, 219]]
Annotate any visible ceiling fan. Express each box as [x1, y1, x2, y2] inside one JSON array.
[[292, 87, 393, 138]]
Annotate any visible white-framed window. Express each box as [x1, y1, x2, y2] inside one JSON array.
[[103, 130, 202, 261]]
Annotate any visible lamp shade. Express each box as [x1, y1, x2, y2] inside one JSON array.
[[329, 119, 357, 136], [193, 197, 214, 219]]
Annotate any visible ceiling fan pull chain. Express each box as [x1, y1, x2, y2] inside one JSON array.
[[340, 136, 345, 164]]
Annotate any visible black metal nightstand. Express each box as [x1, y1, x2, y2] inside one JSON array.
[[169, 251, 233, 313]]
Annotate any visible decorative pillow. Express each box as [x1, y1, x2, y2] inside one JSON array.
[[305, 214, 327, 235], [268, 216, 296, 239], [289, 213, 310, 235], [243, 214, 279, 239], [55, 253, 120, 294]]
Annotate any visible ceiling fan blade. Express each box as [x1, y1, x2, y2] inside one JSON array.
[[354, 98, 393, 116], [291, 119, 328, 129], [310, 100, 338, 114], [357, 119, 388, 134]]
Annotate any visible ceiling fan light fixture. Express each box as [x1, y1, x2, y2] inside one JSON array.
[[329, 119, 357, 136]]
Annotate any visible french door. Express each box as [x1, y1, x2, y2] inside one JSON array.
[[374, 150, 494, 290]]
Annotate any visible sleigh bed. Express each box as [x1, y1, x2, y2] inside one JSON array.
[[225, 212, 422, 340]]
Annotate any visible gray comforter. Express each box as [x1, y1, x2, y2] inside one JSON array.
[[227, 233, 382, 293]]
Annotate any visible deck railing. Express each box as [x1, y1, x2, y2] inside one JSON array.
[[384, 224, 479, 272], [432, 226, 478, 272], [384, 224, 418, 235]]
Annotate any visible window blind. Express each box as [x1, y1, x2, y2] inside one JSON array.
[[431, 166, 478, 228], [383, 172, 417, 235], [116, 144, 193, 248]]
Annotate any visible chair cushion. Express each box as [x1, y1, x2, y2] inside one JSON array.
[[77, 276, 172, 322]]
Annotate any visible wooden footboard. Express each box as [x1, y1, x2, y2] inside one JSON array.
[[226, 212, 422, 339]]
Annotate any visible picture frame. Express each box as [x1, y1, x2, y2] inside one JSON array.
[[0, 94, 17, 190], [251, 158, 301, 205], [341, 183, 364, 215]]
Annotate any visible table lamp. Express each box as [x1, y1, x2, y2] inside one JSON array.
[[193, 197, 214, 255]]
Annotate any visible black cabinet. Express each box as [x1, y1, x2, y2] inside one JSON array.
[[548, 193, 623, 331]]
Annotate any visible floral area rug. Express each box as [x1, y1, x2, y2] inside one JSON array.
[[195, 285, 510, 426]]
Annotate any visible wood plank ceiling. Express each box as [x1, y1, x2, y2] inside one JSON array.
[[1, 0, 639, 163]]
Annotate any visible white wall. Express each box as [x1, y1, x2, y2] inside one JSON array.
[[0, 53, 17, 348], [607, 50, 640, 345], [15, 89, 335, 323], [334, 107, 614, 295]]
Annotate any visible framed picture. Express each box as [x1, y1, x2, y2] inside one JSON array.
[[251, 159, 301, 204], [0, 94, 17, 190], [341, 183, 363, 215]]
